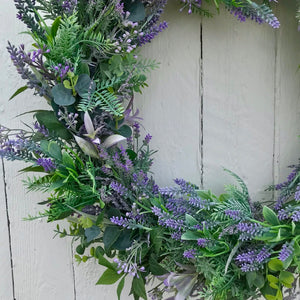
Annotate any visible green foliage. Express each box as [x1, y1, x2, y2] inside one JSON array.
[[47, 13, 81, 64]]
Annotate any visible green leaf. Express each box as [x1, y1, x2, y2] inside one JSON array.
[[96, 253, 115, 271], [117, 277, 125, 300], [246, 271, 257, 288], [51, 84, 75, 106], [9, 86, 28, 100], [253, 272, 265, 289], [263, 206, 280, 225], [279, 271, 294, 285], [48, 141, 62, 161], [124, 0, 146, 22], [117, 125, 132, 138], [185, 214, 199, 226], [75, 74, 96, 97], [126, 149, 137, 161], [113, 230, 132, 250], [85, 225, 101, 243], [35, 110, 72, 140], [19, 165, 45, 173], [96, 268, 122, 285], [268, 258, 284, 272], [149, 255, 168, 276], [94, 246, 105, 258], [265, 295, 278, 300], [63, 80, 72, 89], [132, 275, 147, 300], [103, 226, 121, 250], [62, 152, 75, 169], [76, 244, 85, 255], [181, 230, 202, 241], [50, 16, 61, 38], [267, 275, 279, 284]]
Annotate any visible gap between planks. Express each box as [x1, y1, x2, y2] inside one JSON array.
[[1, 158, 16, 300]]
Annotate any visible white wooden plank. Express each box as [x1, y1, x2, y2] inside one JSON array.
[[202, 9, 277, 201], [135, 2, 202, 188], [274, 1, 300, 185], [73, 257, 132, 300], [0, 160, 14, 300], [1, 1, 76, 299]]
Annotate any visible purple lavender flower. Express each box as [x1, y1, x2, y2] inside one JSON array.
[[183, 249, 196, 259], [110, 216, 131, 228], [113, 258, 145, 278], [133, 122, 140, 138], [240, 263, 260, 272], [224, 209, 242, 220], [143, 134, 152, 145], [152, 206, 185, 230], [236, 250, 256, 264], [171, 231, 182, 240], [256, 247, 271, 263], [279, 242, 294, 262], [236, 247, 270, 272], [34, 122, 49, 137], [292, 209, 300, 222], [237, 222, 265, 241], [110, 181, 128, 196], [115, 0, 124, 15], [61, 0, 78, 13], [189, 197, 213, 210], [138, 21, 168, 46], [197, 238, 209, 247], [36, 158, 56, 172], [295, 185, 300, 202]]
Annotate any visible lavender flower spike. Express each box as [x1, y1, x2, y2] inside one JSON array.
[[279, 242, 294, 262]]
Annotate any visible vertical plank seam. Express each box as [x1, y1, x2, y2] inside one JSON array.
[[273, 10, 280, 200], [71, 245, 77, 300], [1, 159, 16, 300], [199, 20, 204, 188]]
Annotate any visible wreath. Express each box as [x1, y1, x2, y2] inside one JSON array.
[[1, 1, 300, 299]]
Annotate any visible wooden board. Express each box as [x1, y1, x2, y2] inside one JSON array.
[[202, 8, 277, 201], [274, 1, 300, 185], [0, 1, 75, 299]]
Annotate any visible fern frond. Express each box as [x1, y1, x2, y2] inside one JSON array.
[[79, 30, 114, 54], [23, 175, 53, 193], [78, 78, 125, 116], [48, 13, 81, 63], [224, 168, 249, 198]]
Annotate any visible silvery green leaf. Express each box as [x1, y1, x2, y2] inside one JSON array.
[[51, 83, 75, 106], [102, 134, 126, 148], [74, 135, 99, 158], [84, 111, 95, 135]]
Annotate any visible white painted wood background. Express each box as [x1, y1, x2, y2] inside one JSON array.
[[0, 1, 299, 299]]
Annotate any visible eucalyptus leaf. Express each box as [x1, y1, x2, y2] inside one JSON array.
[[85, 225, 101, 243], [124, 0, 146, 22], [51, 83, 75, 106], [75, 74, 96, 97], [117, 125, 132, 138]]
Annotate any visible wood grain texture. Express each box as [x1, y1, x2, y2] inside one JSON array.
[[0, 1, 75, 299], [202, 8, 277, 201]]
